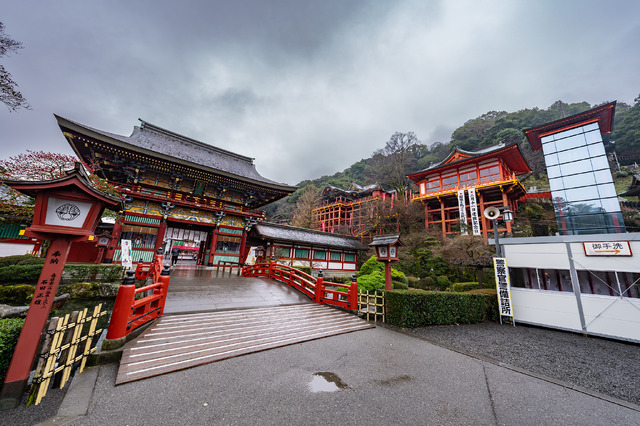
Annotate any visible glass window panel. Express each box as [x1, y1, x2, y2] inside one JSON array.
[[564, 186, 600, 202], [558, 158, 592, 175], [552, 192, 567, 205], [600, 197, 622, 213], [549, 177, 564, 192], [583, 122, 599, 132], [344, 253, 355, 262], [314, 251, 326, 260], [587, 142, 605, 157], [596, 183, 617, 198], [541, 141, 557, 155], [564, 199, 602, 215], [544, 152, 559, 166], [590, 155, 609, 170], [555, 134, 587, 152], [561, 172, 596, 189], [557, 146, 589, 164], [295, 249, 309, 258], [547, 165, 561, 179], [554, 126, 583, 140], [594, 169, 613, 184], [275, 247, 290, 258], [541, 135, 554, 144], [604, 212, 625, 229], [570, 213, 607, 229], [330, 252, 341, 261], [584, 130, 602, 144]]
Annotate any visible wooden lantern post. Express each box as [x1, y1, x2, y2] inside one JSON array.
[[0, 164, 119, 409], [369, 234, 404, 291]]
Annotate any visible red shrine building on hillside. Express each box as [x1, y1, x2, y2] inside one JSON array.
[[312, 184, 396, 240], [55, 115, 297, 266], [407, 143, 531, 239]]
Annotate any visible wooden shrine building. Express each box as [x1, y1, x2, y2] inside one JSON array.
[[312, 183, 396, 240], [55, 115, 296, 266], [408, 143, 531, 239]]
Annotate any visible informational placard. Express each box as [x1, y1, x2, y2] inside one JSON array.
[[468, 188, 481, 236], [44, 197, 92, 228], [583, 241, 632, 256], [121, 239, 133, 268], [389, 246, 396, 258], [457, 190, 468, 235], [493, 257, 514, 318]]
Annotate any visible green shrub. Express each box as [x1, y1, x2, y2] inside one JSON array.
[[357, 270, 385, 292], [436, 275, 450, 288], [391, 269, 408, 284], [468, 288, 497, 295], [0, 255, 43, 267], [63, 264, 123, 283], [392, 281, 408, 290], [407, 276, 422, 289], [359, 255, 383, 275], [449, 282, 480, 292], [0, 265, 43, 285], [0, 285, 35, 305], [0, 318, 25, 384], [385, 290, 496, 328], [293, 266, 313, 276], [422, 276, 435, 288]]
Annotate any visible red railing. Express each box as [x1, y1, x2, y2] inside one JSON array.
[[106, 254, 171, 341], [242, 261, 358, 311], [134, 248, 165, 281]]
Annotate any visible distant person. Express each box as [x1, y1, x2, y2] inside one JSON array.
[[171, 246, 180, 265]]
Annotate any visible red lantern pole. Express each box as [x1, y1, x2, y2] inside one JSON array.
[[0, 238, 72, 408], [384, 262, 392, 291]]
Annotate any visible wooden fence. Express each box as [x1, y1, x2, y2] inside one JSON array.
[[26, 304, 106, 405], [358, 291, 385, 323]]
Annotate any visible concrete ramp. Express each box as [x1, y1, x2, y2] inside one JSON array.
[[116, 304, 373, 384]]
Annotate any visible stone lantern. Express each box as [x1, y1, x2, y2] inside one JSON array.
[[369, 234, 404, 291], [0, 163, 119, 409]]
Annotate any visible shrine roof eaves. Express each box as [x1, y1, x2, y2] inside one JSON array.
[[55, 115, 297, 193], [251, 222, 368, 250]]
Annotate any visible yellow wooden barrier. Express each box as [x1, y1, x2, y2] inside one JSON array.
[[358, 291, 385, 323], [26, 304, 106, 406]]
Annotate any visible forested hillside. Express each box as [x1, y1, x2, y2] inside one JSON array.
[[263, 96, 640, 222]]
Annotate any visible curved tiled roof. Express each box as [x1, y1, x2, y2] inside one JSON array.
[[251, 222, 368, 251], [55, 115, 296, 192]]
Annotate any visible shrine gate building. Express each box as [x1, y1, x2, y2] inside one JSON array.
[[408, 143, 531, 239], [55, 115, 296, 266]]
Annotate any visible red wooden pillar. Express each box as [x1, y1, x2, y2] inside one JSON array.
[[105, 218, 123, 264], [0, 238, 72, 408], [154, 219, 167, 254], [207, 228, 219, 266], [239, 229, 248, 263], [479, 191, 488, 241], [439, 197, 446, 240], [384, 262, 392, 291]]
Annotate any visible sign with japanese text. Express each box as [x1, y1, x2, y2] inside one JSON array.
[[468, 188, 481, 236], [583, 241, 632, 256], [493, 257, 514, 318], [44, 197, 92, 228], [121, 239, 133, 268], [457, 190, 468, 235]]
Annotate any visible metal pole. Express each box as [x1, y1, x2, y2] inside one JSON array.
[[493, 219, 501, 257]]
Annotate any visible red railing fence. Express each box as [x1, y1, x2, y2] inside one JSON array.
[[242, 261, 358, 311], [106, 252, 171, 341]]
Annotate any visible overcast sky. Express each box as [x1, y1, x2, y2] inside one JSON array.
[[1, 0, 639, 186]]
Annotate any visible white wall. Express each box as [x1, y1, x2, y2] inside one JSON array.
[[0, 242, 36, 257]]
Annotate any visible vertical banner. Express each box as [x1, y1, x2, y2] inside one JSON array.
[[121, 239, 133, 268], [468, 188, 481, 236], [493, 257, 514, 318], [457, 190, 468, 235]]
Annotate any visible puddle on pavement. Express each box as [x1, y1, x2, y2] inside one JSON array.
[[308, 372, 348, 393]]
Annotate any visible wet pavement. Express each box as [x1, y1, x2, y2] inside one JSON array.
[[164, 266, 311, 314]]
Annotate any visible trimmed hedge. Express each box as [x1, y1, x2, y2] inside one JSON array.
[[0, 255, 45, 267], [0, 318, 25, 384], [0, 263, 123, 285], [386, 290, 497, 328], [392, 281, 408, 290], [293, 266, 313, 276], [449, 282, 480, 292], [0, 284, 35, 305]]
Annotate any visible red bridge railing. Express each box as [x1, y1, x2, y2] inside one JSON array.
[[106, 252, 171, 341], [242, 261, 358, 311]]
